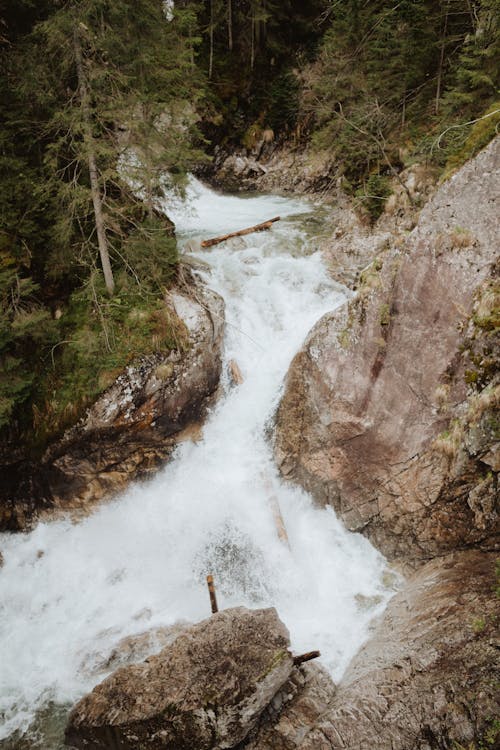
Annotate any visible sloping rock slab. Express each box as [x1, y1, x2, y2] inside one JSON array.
[[292, 550, 500, 750], [0, 279, 225, 529], [275, 136, 499, 562], [243, 662, 336, 749], [65, 607, 294, 750]]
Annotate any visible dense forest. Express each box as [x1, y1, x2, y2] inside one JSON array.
[[1, 0, 499, 454]]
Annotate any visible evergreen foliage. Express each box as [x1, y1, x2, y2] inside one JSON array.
[[1, 0, 498, 446], [0, 0, 205, 446], [302, 0, 499, 197]]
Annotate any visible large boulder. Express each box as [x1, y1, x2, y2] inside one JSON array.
[[0, 278, 225, 530], [275, 137, 499, 563], [65, 607, 295, 750]]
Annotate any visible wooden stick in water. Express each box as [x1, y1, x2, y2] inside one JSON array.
[[206, 574, 219, 614], [201, 216, 281, 248], [228, 359, 244, 385], [262, 472, 291, 549], [269, 495, 291, 549]]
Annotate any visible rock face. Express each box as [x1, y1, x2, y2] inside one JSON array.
[[275, 136, 500, 563], [0, 279, 225, 530], [65, 607, 295, 750], [247, 551, 499, 750], [243, 662, 336, 749], [206, 144, 338, 195]]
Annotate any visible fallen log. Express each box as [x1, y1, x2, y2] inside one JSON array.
[[201, 216, 281, 248], [270, 495, 290, 549], [262, 472, 291, 549]]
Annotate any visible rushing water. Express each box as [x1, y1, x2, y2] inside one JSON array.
[[0, 178, 396, 747]]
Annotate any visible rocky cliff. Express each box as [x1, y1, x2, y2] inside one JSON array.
[[0, 277, 225, 531], [275, 136, 499, 565], [247, 551, 499, 750]]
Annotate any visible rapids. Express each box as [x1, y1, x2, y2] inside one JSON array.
[[0, 178, 396, 746]]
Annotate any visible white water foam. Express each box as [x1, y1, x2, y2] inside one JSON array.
[[0, 179, 395, 742]]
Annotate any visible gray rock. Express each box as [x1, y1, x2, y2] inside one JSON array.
[[82, 622, 192, 676], [65, 607, 294, 750], [244, 662, 336, 749], [274, 136, 500, 563], [293, 551, 500, 750]]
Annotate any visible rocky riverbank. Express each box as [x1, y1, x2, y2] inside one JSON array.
[[64, 551, 499, 749], [0, 275, 225, 531], [268, 137, 499, 746]]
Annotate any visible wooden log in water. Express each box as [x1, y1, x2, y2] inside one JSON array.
[[206, 574, 219, 614], [262, 472, 291, 549], [228, 359, 244, 386], [200, 216, 281, 248], [269, 495, 290, 549]]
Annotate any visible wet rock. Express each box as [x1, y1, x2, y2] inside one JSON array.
[[65, 607, 295, 750], [206, 145, 338, 195], [243, 662, 336, 749], [82, 623, 192, 676], [0, 278, 225, 530], [289, 551, 500, 750], [275, 136, 500, 563]]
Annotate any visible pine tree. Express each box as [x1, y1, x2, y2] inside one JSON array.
[[0, 0, 207, 441], [443, 0, 500, 113], [24, 0, 206, 293]]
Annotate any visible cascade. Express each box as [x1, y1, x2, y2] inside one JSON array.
[[0, 179, 395, 746]]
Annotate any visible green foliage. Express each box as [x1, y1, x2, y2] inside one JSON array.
[[304, 0, 499, 187], [356, 174, 393, 222], [443, 103, 500, 174], [267, 70, 300, 132], [122, 216, 179, 292], [32, 277, 189, 444], [0, 0, 206, 446], [0, 251, 57, 430], [471, 616, 487, 632]]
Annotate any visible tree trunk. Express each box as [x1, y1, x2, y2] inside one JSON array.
[[227, 0, 233, 51], [209, 0, 214, 79], [435, 1, 449, 116], [73, 24, 115, 296], [200, 216, 280, 248], [250, 10, 255, 70]]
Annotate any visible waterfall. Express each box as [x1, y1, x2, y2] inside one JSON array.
[[0, 178, 395, 745]]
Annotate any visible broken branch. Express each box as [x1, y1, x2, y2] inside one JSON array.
[[228, 359, 244, 386], [293, 651, 321, 666]]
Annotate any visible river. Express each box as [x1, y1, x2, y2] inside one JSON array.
[[0, 179, 395, 748]]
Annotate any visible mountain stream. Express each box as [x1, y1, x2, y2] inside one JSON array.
[[0, 180, 396, 747]]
